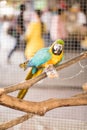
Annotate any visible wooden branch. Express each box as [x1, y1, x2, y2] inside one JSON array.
[[82, 83, 87, 91], [56, 51, 87, 71], [72, 92, 87, 98], [0, 113, 33, 130], [0, 93, 87, 116], [0, 93, 87, 130], [0, 51, 87, 95]]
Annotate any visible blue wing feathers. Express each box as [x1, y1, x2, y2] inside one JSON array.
[[27, 47, 51, 67]]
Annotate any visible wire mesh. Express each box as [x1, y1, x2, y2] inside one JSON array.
[[0, 0, 87, 130]]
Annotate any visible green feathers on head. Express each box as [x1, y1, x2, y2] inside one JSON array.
[[56, 39, 64, 45], [50, 39, 64, 50], [51, 39, 64, 48]]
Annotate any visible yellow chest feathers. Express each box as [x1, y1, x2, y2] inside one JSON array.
[[42, 52, 63, 68]]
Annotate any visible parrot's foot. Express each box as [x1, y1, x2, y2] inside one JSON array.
[[44, 64, 58, 78]]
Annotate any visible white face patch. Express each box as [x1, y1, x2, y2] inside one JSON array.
[[52, 44, 63, 55], [54, 44, 62, 51]]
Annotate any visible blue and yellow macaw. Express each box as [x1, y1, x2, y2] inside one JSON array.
[[17, 39, 64, 99]]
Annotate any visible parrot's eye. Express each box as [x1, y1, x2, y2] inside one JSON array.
[[52, 44, 63, 55]]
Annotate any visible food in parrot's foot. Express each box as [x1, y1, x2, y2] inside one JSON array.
[[44, 64, 58, 78]]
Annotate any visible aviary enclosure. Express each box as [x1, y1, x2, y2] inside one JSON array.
[[0, 0, 87, 130]]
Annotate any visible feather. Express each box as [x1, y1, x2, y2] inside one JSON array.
[[17, 68, 33, 99], [17, 68, 43, 99], [27, 48, 52, 67]]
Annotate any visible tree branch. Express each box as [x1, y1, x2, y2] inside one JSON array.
[[0, 51, 87, 95], [56, 51, 87, 71], [0, 93, 87, 116], [0, 113, 33, 130], [0, 92, 87, 129]]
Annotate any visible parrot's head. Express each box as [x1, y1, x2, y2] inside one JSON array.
[[51, 39, 64, 55]]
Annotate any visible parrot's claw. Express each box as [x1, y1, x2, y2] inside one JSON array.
[[44, 64, 58, 78]]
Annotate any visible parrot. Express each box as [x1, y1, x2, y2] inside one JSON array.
[[17, 39, 64, 99]]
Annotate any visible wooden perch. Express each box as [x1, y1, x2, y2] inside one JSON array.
[[0, 93, 87, 116], [82, 83, 87, 91], [0, 92, 87, 130], [0, 51, 87, 95], [0, 113, 34, 130]]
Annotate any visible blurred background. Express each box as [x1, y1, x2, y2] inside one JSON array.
[[0, 0, 87, 130]]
